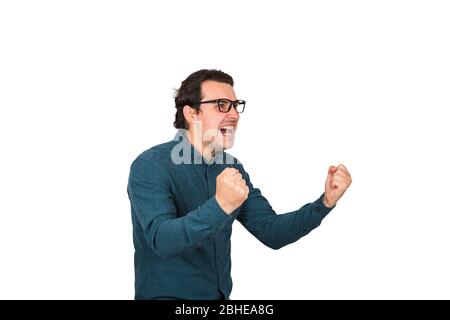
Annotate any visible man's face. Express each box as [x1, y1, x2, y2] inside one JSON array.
[[192, 80, 240, 151]]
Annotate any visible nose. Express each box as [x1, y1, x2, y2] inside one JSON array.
[[227, 106, 239, 120]]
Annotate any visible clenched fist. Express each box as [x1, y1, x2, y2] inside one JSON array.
[[215, 167, 249, 214], [323, 164, 352, 208]]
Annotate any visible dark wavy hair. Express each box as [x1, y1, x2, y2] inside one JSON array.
[[173, 69, 234, 129]]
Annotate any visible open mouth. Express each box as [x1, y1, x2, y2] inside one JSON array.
[[219, 125, 234, 137]]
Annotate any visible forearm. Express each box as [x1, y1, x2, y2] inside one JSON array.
[[240, 194, 333, 250], [147, 197, 232, 258]]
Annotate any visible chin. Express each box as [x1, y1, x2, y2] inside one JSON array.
[[222, 144, 233, 151], [213, 132, 235, 151], [225, 136, 236, 149], [214, 139, 234, 151]]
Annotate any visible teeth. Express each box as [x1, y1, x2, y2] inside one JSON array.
[[220, 126, 234, 135]]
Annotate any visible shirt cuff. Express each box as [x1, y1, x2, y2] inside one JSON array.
[[312, 193, 335, 218], [209, 196, 234, 221]]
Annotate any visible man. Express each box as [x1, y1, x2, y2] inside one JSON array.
[[127, 69, 352, 300]]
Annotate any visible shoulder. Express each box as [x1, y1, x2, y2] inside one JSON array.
[[135, 140, 178, 162], [130, 140, 178, 176]]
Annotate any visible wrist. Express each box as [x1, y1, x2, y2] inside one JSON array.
[[322, 195, 335, 208], [215, 195, 233, 215]]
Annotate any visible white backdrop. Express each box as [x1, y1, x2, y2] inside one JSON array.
[[1, 0, 449, 299]]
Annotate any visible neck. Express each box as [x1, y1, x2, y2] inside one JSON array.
[[186, 129, 216, 162]]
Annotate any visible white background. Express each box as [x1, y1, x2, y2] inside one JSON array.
[[1, 0, 449, 299]]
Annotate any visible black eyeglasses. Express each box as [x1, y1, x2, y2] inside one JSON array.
[[192, 98, 246, 113]]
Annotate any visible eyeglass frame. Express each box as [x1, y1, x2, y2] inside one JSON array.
[[192, 98, 246, 113]]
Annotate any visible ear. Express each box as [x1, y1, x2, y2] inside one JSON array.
[[182, 105, 200, 126]]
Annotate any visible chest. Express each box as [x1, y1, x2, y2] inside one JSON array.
[[170, 164, 228, 215]]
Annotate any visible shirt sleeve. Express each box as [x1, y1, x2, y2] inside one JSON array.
[[236, 163, 334, 250], [127, 158, 232, 259]]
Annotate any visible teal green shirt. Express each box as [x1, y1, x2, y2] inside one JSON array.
[[127, 130, 334, 300]]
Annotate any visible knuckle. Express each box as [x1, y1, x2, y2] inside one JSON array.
[[223, 167, 235, 175]]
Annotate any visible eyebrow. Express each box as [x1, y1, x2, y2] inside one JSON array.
[[201, 97, 238, 101]]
